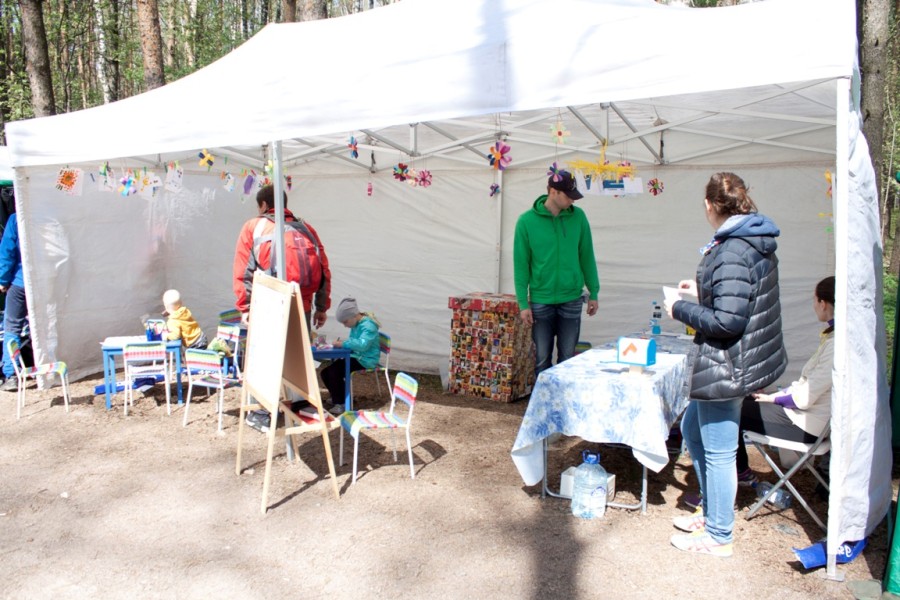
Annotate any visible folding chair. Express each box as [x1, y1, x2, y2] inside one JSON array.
[[183, 348, 239, 432], [6, 339, 70, 419], [339, 372, 418, 484], [217, 309, 242, 325], [122, 341, 171, 416], [743, 426, 831, 530], [575, 340, 592, 355]]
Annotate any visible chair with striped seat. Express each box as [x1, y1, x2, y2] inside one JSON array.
[[183, 348, 239, 432], [122, 341, 171, 416], [6, 339, 70, 420], [339, 372, 418, 484], [350, 331, 391, 400], [574, 340, 592, 355], [215, 323, 244, 379]]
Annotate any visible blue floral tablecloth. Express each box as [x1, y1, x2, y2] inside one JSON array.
[[511, 343, 691, 486]]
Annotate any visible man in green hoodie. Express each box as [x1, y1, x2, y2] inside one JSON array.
[[513, 170, 599, 377]]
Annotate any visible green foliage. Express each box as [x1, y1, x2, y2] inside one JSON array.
[[887, 268, 898, 383]]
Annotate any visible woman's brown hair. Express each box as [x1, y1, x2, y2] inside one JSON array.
[[705, 172, 757, 217]]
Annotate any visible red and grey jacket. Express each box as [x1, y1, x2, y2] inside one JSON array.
[[232, 208, 332, 314]]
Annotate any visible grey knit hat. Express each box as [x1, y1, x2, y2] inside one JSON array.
[[335, 297, 359, 323]]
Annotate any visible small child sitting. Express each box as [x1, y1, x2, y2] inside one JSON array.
[[321, 297, 381, 415], [162, 289, 207, 349]]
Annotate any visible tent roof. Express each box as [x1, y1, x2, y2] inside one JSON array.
[[6, 0, 855, 169]]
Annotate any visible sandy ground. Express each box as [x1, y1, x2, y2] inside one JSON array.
[[0, 372, 894, 600]]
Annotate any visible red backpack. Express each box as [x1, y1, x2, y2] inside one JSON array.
[[251, 215, 322, 290]]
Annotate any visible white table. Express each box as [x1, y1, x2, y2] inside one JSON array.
[[511, 339, 692, 513]]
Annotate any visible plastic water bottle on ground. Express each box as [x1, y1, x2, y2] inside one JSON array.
[[756, 481, 792, 509], [650, 301, 662, 335], [571, 450, 607, 519]]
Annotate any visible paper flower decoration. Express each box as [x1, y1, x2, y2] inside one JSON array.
[[489, 183, 501, 197], [367, 182, 373, 196], [547, 162, 563, 182], [416, 170, 433, 188], [118, 171, 137, 196], [405, 167, 419, 187], [551, 121, 571, 145], [285, 175, 293, 191], [198, 149, 215, 168], [487, 141, 511, 170], [393, 163, 409, 181], [647, 178, 664, 196], [824, 170, 832, 197], [348, 136, 359, 159]]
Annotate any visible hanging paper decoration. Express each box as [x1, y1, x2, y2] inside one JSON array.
[[367, 182, 373, 196], [489, 183, 501, 197], [55, 168, 84, 196], [243, 171, 257, 195], [824, 170, 832, 197], [487, 141, 512, 170], [198, 149, 215, 169], [118, 170, 138, 196], [348, 136, 359, 159], [547, 162, 563, 182], [285, 175, 293, 191], [393, 163, 409, 181], [98, 162, 116, 192], [551, 121, 571, 145], [222, 172, 236, 193], [165, 162, 184, 192], [647, 178, 664, 196], [569, 142, 635, 184], [264, 160, 274, 176], [138, 171, 163, 198], [405, 167, 419, 187], [416, 170, 433, 188]]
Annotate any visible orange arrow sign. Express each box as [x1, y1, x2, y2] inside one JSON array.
[[622, 342, 638, 355]]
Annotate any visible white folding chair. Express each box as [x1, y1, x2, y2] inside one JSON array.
[[743, 426, 831, 530], [122, 342, 171, 416], [339, 372, 418, 484]]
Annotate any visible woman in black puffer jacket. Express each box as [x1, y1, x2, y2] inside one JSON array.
[[664, 172, 787, 557]]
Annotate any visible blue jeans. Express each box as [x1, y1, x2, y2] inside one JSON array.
[[2, 284, 27, 379], [680, 397, 742, 544], [530, 299, 582, 376]]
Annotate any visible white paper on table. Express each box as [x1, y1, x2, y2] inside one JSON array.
[[663, 285, 698, 305]]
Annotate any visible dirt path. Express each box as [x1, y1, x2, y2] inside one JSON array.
[[0, 373, 891, 599]]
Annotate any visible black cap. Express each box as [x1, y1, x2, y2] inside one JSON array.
[[548, 170, 583, 200]]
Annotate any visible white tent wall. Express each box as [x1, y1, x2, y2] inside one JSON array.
[[16, 165, 248, 380]]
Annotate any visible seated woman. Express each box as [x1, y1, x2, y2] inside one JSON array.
[[736, 275, 835, 479]]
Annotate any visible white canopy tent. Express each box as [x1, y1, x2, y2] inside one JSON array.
[[4, 0, 891, 574]]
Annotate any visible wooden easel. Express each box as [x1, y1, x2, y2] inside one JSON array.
[[234, 271, 340, 514]]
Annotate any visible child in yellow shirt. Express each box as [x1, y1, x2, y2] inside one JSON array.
[[162, 289, 207, 349]]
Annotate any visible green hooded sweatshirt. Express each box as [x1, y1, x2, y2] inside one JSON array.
[[513, 195, 600, 310]]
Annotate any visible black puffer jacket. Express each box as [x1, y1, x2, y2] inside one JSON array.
[[673, 213, 787, 401]]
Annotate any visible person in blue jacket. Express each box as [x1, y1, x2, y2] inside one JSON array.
[[320, 297, 381, 416], [664, 172, 787, 557], [0, 212, 26, 391]]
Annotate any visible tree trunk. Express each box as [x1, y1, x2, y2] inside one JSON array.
[[20, 0, 56, 116], [136, 0, 166, 90], [93, 0, 112, 104], [164, 0, 176, 69], [300, 0, 327, 20], [283, 0, 298, 22], [859, 0, 890, 246]]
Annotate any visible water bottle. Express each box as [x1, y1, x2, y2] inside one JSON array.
[[756, 481, 792, 509], [571, 450, 607, 519], [650, 301, 662, 335]]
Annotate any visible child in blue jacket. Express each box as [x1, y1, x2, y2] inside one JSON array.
[[322, 297, 381, 415]]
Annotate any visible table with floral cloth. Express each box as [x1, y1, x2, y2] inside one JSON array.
[[511, 334, 695, 512]]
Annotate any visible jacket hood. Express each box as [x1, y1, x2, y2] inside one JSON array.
[[531, 195, 575, 218], [715, 213, 780, 254]]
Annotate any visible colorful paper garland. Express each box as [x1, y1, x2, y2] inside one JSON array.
[[487, 141, 511, 171]]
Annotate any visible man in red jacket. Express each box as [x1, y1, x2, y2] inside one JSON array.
[[233, 184, 332, 432], [232, 184, 332, 329]]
